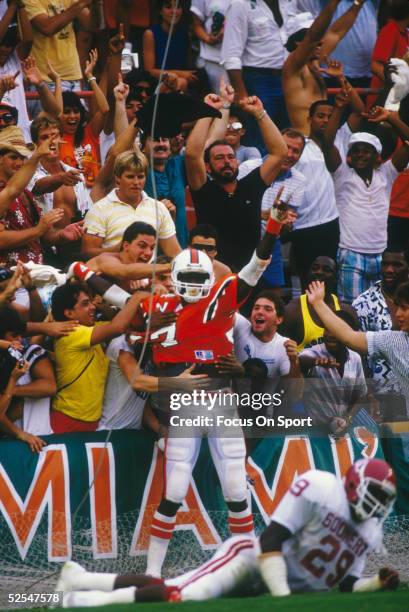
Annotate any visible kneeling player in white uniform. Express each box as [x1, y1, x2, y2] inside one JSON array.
[[57, 458, 400, 607]]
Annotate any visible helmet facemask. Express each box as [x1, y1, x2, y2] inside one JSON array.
[[352, 478, 396, 522], [173, 270, 213, 303]]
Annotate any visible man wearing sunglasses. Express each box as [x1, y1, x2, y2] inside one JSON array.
[[189, 223, 231, 279], [0, 103, 18, 133], [224, 105, 261, 165]]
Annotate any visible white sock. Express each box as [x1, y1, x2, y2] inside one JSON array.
[[67, 587, 136, 607], [72, 571, 117, 591], [145, 511, 175, 577]]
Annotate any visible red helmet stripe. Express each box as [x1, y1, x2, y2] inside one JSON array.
[[190, 248, 199, 264]]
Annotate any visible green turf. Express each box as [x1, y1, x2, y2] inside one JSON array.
[[8, 590, 408, 612]]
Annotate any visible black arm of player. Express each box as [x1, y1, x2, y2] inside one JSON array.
[[339, 568, 400, 593], [259, 521, 292, 553], [257, 520, 293, 597], [237, 191, 296, 304]]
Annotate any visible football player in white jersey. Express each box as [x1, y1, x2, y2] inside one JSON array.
[[56, 458, 400, 607]]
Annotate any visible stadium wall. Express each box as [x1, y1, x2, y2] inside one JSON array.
[[0, 428, 387, 566]]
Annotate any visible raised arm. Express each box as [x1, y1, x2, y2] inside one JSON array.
[[205, 79, 234, 147], [320, 0, 366, 59], [21, 56, 61, 117], [306, 281, 368, 353], [283, 0, 341, 75], [0, 138, 55, 216], [185, 94, 222, 190], [237, 197, 296, 303], [84, 49, 109, 136], [365, 107, 409, 172], [321, 89, 346, 172], [239, 96, 287, 185]]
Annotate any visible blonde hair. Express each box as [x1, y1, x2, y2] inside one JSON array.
[[114, 150, 148, 178]]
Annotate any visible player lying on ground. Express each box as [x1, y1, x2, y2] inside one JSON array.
[[56, 458, 399, 607]]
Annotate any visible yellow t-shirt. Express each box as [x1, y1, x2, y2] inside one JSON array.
[[24, 0, 82, 81], [52, 325, 109, 421]]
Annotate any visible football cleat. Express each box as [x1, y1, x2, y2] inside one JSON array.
[[171, 248, 214, 303], [344, 458, 396, 522]]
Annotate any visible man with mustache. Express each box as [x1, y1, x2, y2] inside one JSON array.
[[142, 134, 188, 248], [187, 95, 286, 271]]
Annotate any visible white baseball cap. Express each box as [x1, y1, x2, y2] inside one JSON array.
[[348, 132, 382, 155]]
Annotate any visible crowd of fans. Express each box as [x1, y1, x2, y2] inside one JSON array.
[[0, 0, 408, 455]]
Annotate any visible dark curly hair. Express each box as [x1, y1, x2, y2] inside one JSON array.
[[62, 91, 88, 148]]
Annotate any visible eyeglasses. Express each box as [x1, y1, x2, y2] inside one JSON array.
[[192, 243, 216, 253], [227, 122, 243, 131], [0, 113, 14, 124]]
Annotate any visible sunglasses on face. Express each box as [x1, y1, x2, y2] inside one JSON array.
[[135, 85, 153, 94], [192, 243, 216, 253], [0, 113, 14, 123], [227, 122, 243, 131]]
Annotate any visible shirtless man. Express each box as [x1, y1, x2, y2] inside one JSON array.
[[85, 222, 171, 293], [28, 115, 91, 229], [282, 0, 367, 134]]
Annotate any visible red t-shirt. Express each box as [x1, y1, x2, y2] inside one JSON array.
[[136, 275, 239, 365], [370, 21, 409, 92], [59, 124, 100, 189], [389, 170, 409, 218]]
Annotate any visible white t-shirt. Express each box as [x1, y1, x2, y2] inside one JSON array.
[[191, 0, 232, 63], [272, 470, 384, 592], [300, 344, 367, 424], [234, 313, 290, 378], [332, 159, 399, 254], [99, 335, 147, 431], [294, 139, 339, 229], [0, 51, 31, 143]]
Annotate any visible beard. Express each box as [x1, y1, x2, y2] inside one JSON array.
[[210, 166, 239, 183]]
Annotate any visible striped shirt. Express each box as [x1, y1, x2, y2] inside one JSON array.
[[99, 335, 148, 431], [84, 188, 176, 249], [366, 331, 409, 413]]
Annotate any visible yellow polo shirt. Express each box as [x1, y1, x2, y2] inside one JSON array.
[[53, 325, 109, 422], [24, 0, 82, 81], [84, 189, 176, 249]]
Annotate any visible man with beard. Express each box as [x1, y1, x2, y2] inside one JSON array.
[[352, 248, 409, 416], [281, 256, 356, 351], [187, 95, 287, 270]]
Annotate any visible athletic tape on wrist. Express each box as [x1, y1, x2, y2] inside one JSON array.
[[238, 250, 270, 286]]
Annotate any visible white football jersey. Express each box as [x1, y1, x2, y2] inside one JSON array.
[[272, 470, 384, 592]]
